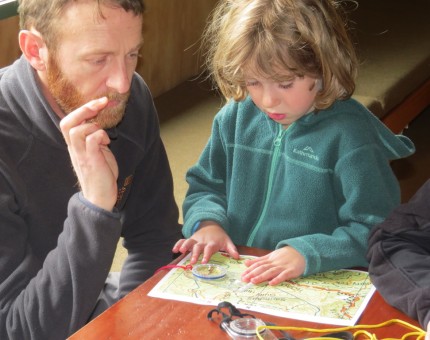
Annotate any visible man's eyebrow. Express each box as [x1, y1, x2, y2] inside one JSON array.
[[131, 39, 144, 51], [79, 40, 144, 58], [131, 41, 144, 53]]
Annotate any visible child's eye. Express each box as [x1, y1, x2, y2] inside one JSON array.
[[245, 80, 259, 87], [279, 82, 293, 89]]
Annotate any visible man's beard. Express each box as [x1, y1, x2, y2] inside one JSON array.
[[46, 55, 130, 129]]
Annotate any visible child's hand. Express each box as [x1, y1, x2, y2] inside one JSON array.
[[241, 246, 306, 285], [172, 222, 239, 265], [426, 320, 430, 340]]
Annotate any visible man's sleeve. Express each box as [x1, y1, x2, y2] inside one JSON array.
[[117, 76, 181, 297], [0, 190, 122, 339], [367, 179, 430, 328]]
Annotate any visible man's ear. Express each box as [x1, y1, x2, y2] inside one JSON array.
[[19, 30, 48, 71]]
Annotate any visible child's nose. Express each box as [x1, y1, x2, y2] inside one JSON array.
[[261, 89, 280, 108]]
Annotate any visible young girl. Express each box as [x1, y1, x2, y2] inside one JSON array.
[[173, 0, 415, 286]]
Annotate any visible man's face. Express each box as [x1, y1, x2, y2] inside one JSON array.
[[44, 2, 143, 129], [46, 53, 130, 129]]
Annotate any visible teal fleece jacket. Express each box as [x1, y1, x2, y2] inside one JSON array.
[[182, 97, 415, 276]]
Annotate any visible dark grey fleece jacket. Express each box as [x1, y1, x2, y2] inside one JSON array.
[[367, 179, 430, 329], [0, 56, 181, 340]]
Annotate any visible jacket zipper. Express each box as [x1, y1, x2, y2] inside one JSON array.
[[246, 125, 287, 246]]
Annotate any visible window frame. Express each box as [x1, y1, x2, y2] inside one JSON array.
[[0, 0, 18, 21]]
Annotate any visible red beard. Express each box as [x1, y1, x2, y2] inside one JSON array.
[[46, 55, 130, 129]]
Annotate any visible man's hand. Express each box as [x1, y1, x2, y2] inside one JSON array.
[[60, 97, 119, 211], [241, 246, 306, 285], [172, 222, 239, 264]]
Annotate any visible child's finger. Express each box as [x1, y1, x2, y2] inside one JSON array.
[[225, 243, 240, 259]]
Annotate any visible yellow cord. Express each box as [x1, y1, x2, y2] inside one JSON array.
[[255, 319, 426, 340]]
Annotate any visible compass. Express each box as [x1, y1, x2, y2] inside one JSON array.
[[192, 264, 227, 280]]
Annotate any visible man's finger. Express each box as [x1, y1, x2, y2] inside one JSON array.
[[68, 122, 103, 156], [60, 97, 108, 143]]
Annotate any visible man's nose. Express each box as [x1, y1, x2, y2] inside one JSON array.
[[106, 60, 131, 94]]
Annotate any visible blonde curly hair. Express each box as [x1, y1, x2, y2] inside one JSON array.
[[202, 0, 358, 110]]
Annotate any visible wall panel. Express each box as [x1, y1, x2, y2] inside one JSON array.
[[0, 0, 217, 97], [0, 15, 20, 68]]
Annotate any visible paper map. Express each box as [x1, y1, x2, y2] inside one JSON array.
[[148, 252, 375, 326]]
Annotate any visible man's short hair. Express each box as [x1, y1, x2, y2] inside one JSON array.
[[18, 0, 145, 49]]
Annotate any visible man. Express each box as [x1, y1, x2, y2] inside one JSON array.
[[367, 179, 430, 339], [0, 0, 181, 339]]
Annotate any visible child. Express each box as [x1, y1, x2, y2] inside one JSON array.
[[173, 0, 415, 286]]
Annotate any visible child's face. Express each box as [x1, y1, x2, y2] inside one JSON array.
[[245, 74, 320, 128]]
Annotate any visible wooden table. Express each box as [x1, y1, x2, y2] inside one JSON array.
[[68, 246, 422, 339]]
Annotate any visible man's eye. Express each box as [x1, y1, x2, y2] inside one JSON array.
[[127, 52, 141, 60], [91, 57, 107, 65]]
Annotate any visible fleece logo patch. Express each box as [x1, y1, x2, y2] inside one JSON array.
[[116, 174, 134, 207], [293, 146, 319, 161]]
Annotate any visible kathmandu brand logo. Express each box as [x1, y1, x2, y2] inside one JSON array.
[[293, 146, 319, 161]]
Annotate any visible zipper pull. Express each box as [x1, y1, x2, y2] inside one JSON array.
[[273, 128, 285, 147]]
